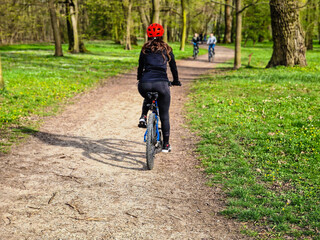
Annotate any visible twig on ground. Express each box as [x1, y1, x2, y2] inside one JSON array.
[[48, 192, 57, 204], [70, 217, 106, 222], [125, 212, 138, 218], [27, 206, 41, 210], [65, 202, 85, 215], [54, 173, 81, 183]]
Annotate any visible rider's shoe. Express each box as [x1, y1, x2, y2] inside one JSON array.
[[162, 143, 171, 153], [138, 115, 147, 128]]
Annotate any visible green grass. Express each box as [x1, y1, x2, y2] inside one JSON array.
[[0, 40, 204, 153], [187, 42, 320, 239]]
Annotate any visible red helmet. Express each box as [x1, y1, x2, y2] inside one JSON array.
[[147, 23, 164, 38]]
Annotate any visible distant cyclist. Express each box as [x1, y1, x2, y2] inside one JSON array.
[[192, 33, 200, 47], [137, 23, 181, 152], [192, 33, 200, 57], [207, 33, 217, 54], [203, 33, 207, 43]]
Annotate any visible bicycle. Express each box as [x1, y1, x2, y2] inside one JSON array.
[[193, 42, 199, 60], [143, 92, 163, 170], [208, 45, 215, 62]]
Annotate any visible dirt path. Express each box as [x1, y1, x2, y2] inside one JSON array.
[[0, 46, 247, 239]]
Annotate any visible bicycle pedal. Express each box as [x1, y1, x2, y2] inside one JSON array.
[[138, 122, 147, 128]]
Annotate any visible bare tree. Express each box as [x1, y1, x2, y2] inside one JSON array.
[[152, 0, 160, 23], [163, 0, 169, 42], [65, 0, 74, 51], [123, 0, 133, 50], [48, 0, 63, 56], [69, 0, 79, 53], [138, 2, 149, 42], [234, 0, 242, 69], [216, 2, 223, 43], [267, 0, 307, 67], [180, 0, 187, 51], [305, 0, 316, 50], [224, 0, 232, 43]]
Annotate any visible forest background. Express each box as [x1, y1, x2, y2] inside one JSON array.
[[1, 0, 319, 67]]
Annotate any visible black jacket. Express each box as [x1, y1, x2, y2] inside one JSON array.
[[137, 49, 179, 83], [192, 36, 200, 43]]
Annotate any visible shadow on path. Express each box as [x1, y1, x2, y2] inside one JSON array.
[[17, 127, 147, 171]]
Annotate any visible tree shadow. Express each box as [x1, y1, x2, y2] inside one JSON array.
[[16, 127, 147, 171]]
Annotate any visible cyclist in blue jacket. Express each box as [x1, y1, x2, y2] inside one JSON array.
[[137, 23, 181, 153]]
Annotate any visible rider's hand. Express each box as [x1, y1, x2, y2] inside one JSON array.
[[171, 80, 182, 86]]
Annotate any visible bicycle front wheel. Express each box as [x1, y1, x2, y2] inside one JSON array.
[[146, 113, 157, 170]]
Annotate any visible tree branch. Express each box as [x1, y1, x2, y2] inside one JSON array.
[[210, 0, 235, 9], [210, 0, 268, 13], [161, 7, 181, 16]]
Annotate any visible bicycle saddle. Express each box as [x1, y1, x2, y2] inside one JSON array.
[[147, 92, 159, 100]]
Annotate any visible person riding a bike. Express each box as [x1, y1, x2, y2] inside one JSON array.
[[137, 23, 181, 153], [207, 33, 217, 54], [192, 33, 200, 55]]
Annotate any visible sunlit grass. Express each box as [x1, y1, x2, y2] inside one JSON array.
[[187, 42, 320, 239]]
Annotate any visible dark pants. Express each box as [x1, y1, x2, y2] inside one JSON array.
[[138, 81, 171, 141]]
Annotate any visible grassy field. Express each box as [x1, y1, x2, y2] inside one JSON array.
[[0, 41, 204, 153], [187, 42, 320, 239]]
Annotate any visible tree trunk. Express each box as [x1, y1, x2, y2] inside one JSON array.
[[231, 0, 236, 43], [0, 55, 4, 90], [162, 0, 169, 42], [224, 0, 232, 43], [180, 0, 187, 51], [234, 0, 242, 69], [138, 4, 149, 42], [58, 7, 65, 44], [123, 0, 133, 50], [267, 0, 307, 68], [114, 26, 120, 44], [70, 0, 79, 53], [48, 0, 63, 56], [216, 3, 222, 43], [305, 0, 316, 50], [318, 0, 320, 44], [152, 0, 160, 23], [66, 0, 74, 51]]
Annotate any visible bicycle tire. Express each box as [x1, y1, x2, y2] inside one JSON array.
[[146, 113, 156, 170], [155, 128, 163, 154], [211, 53, 215, 63], [193, 49, 197, 60]]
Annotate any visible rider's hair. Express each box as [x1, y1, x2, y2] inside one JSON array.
[[142, 37, 172, 62]]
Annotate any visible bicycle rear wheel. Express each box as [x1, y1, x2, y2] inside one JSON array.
[[146, 113, 157, 170], [193, 49, 197, 59]]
